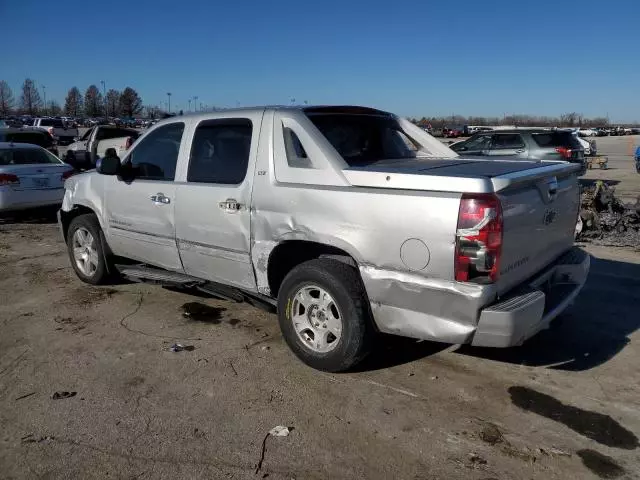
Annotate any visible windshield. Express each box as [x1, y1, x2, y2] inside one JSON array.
[[306, 114, 419, 165], [0, 147, 62, 165]]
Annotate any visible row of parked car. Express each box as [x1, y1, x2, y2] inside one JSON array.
[[428, 125, 640, 138], [2, 115, 155, 131], [577, 126, 640, 137]]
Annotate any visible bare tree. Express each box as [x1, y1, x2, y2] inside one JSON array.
[[119, 87, 143, 118], [105, 89, 121, 117], [0, 80, 15, 116], [20, 78, 42, 116], [49, 101, 62, 116], [84, 85, 103, 117], [64, 87, 83, 117]]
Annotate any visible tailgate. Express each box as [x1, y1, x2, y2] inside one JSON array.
[[495, 170, 580, 295]]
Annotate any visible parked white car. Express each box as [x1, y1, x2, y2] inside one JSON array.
[[0, 142, 74, 213], [577, 128, 596, 137]]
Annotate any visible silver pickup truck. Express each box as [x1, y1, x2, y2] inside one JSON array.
[[59, 106, 589, 372]]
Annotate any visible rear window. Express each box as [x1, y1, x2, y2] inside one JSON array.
[[532, 132, 579, 148], [305, 113, 418, 166], [0, 148, 61, 165], [39, 119, 64, 127], [3, 131, 52, 147]]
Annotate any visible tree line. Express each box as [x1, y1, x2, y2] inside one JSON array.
[[409, 113, 637, 128], [0, 78, 144, 118]]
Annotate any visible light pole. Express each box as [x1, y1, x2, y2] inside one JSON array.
[[42, 85, 46, 116], [188, 99, 191, 112], [167, 92, 172, 113], [194, 96, 198, 112], [100, 80, 106, 118]]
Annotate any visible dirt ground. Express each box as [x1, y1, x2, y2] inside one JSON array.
[[1, 137, 639, 479]]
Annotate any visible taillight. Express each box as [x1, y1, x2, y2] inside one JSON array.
[[555, 147, 572, 159], [0, 173, 20, 186], [61, 170, 75, 181], [125, 136, 133, 149], [454, 193, 503, 283]]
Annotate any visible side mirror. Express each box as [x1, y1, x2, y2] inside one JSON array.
[[96, 153, 121, 175]]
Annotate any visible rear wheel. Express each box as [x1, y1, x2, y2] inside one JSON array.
[[277, 258, 372, 372], [67, 214, 111, 285]]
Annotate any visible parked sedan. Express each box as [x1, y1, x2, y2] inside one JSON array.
[[0, 142, 74, 213]]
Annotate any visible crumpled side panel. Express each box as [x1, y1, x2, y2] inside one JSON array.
[[360, 265, 496, 343]]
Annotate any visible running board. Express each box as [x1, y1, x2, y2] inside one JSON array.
[[115, 264, 277, 313], [116, 264, 204, 286]]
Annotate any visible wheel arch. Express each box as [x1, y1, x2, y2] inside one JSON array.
[[265, 239, 359, 298]]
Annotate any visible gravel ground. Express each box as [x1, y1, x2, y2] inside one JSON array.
[[1, 136, 639, 479]]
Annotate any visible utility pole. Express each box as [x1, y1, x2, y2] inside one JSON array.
[[167, 92, 172, 113]]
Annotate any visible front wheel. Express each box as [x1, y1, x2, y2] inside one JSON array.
[[67, 214, 111, 285], [277, 258, 373, 372]]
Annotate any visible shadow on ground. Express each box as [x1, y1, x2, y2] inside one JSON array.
[[352, 335, 450, 372], [0, 206, 59, 225], [458, 255, 640, 371]]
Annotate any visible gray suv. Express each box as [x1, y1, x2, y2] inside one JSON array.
[[451, 129, 585, 173]]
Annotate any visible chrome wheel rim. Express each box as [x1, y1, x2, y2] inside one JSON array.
[[290, 285, 342, 353], [72, 227, 99, 277]]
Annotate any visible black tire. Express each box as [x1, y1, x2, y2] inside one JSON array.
[[277, 258, 373, 372], [64, 151, 77, 168], [66, 214, 112, 285]]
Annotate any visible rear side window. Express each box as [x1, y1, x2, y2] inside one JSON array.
[[129, 122, 184, 181], [284, 128, 312, 168], [188, 119, 252, 184], [98, 128, 139, 141], [491, 134, 525, 149], [532, 132, 577, 148], [39, 119, 64, 128]]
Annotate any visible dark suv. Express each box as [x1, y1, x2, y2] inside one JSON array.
[[0, 128, 59, 157], [450, 129, 585, 174]]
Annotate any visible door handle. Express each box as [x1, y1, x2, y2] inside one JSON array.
[[515, 149, 525, 154], [219, 198, 244, 213], [150, 193, 171, 205]]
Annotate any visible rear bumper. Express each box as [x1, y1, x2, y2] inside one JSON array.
[[361, 247, 590, 347], [471, 247, 590, 347], [0, 186, 65, 213]]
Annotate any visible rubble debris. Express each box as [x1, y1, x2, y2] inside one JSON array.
[[51, 391, 77, 400], [467, 453, 487, 466], [14, 392, 36, 401], [255, 426, 293, 474], [269, 426, 291, 437], [479, 423, 504, 445], [577, 181, 640, 247], [21, 434, 55, 444], [169, 343, 195, 352]]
